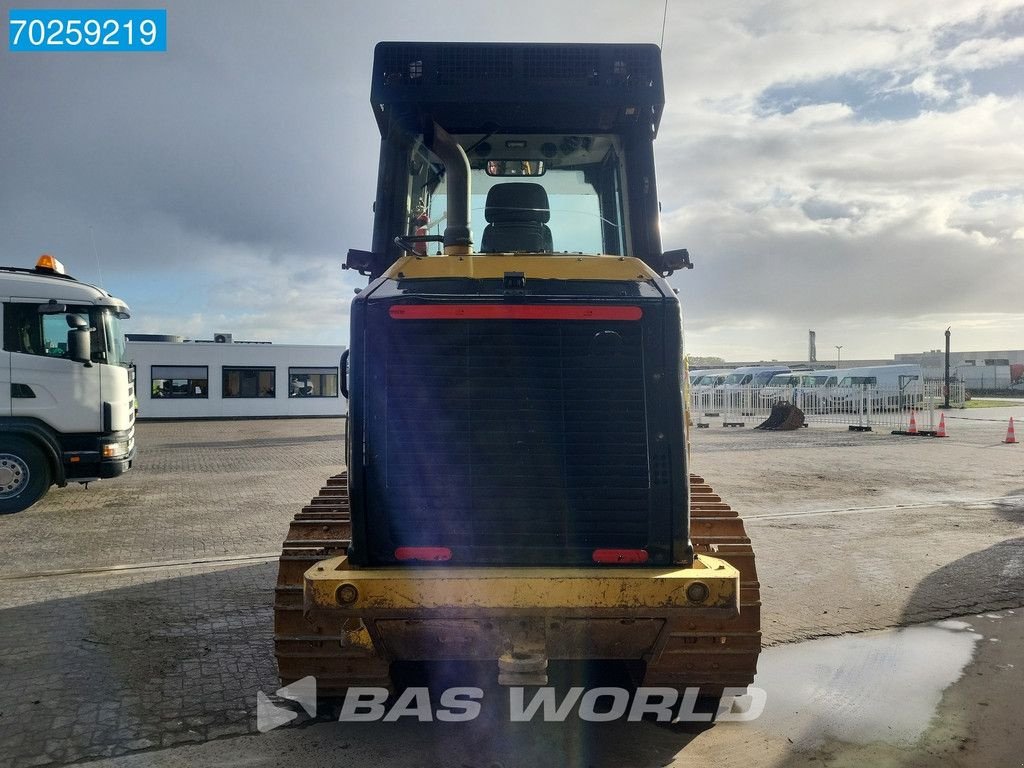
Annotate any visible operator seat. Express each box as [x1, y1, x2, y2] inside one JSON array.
[[480, 182, 553, 253]]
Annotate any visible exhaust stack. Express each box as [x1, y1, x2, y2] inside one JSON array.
[[424, 122, 472, 255]]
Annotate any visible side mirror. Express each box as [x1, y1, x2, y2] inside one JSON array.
[[66, 314, 93, 365], [661, 248, 694, 275], [344, 248, 387, 278], [68, 328, 93, 364]]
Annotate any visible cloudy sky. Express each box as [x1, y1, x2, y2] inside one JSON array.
[[2, 1, 1022, 361]]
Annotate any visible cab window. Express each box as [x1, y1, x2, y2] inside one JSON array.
[[4, 303, 75, 358]]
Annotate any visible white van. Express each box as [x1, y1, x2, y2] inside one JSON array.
[[690, 368, 731, 391], [689, 368, 733, 409], [721, 365, 791, 409], [760, 370, 839, 409], [760, 372, 815, 404], [831, 364, 924, 410]]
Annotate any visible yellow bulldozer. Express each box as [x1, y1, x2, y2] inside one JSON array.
[[275, 42, 759, 707]]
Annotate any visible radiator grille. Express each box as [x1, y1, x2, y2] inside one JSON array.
[[369, 318, 651, 554]]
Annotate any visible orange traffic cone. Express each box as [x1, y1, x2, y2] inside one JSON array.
[[1005, 417, 1017, 444], [908, 409, 918, 435], [937, 413, 947, 438]]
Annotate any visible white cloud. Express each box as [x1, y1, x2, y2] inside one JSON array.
[[943, 33, 1024, 71], [1, 0, 1022, 359]]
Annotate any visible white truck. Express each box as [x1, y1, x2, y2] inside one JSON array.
[[1, 255, 135, 513]]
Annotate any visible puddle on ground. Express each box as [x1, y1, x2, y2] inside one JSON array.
[[752, 619, 982, 748]]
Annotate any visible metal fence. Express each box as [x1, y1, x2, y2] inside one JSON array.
[[690, 381, 966, 431]]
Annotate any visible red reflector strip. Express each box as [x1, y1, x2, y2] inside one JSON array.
[[389, 305, 642, 321], [592, 549, 649, 564], [395, 547, 452, 562]]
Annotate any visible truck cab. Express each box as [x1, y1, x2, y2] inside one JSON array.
[[0, 255, 135, 513]]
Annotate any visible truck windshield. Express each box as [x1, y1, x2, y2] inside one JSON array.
[[96, 309, 126, 366]]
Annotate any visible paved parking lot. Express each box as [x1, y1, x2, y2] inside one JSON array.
[[0, 419, 345, 767], [0, 410, 1021, 767], [0, 419, 345, 577]]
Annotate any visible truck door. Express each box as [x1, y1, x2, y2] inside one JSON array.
[[5, 301, 102, 433]]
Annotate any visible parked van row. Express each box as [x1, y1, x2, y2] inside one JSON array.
[[689, 364, 793, 409], [689, 363, 925, 412]]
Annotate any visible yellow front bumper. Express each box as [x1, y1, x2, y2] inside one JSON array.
[[305, 554, 738, 614], [302, 555, 739, 663]]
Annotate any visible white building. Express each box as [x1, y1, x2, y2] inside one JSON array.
[[895, 349, 1024, 392], [127, 335, 347, 419]]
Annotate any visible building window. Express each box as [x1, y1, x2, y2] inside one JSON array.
[[289, 367, 338, 397], [152, 365, 208, 398], [223, 367, 276, 398], [984, 359, 1010, 366]]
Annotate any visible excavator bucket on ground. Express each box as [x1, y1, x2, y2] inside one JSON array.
[[755, 401, 806, 430]]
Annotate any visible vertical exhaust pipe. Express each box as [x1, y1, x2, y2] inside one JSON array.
[[424, 122, 472, 255]]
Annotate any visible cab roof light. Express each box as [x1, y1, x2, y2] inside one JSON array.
[[36, 254, 66, 275]]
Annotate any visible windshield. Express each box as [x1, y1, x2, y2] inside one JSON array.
[[839, 376, 876, 386], [97, 309, 126, 366], [724, 373, 750, 385], [768, 374, 796, 386], [753, 371, 782, 386], [416, 133, 627, 256]]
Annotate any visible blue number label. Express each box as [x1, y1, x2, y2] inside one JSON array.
[[9, 9, 166, 51]]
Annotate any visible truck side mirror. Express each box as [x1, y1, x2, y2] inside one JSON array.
[[66, 314, 93, 365], [67, 328, 93, 364]]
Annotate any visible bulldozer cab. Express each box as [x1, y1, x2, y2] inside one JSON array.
[[348, 42, 689, 278], [410, 132, 626, 257]]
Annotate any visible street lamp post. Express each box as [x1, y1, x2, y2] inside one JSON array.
[[944, 327, 951, 408], [835, 345, 843, 365]]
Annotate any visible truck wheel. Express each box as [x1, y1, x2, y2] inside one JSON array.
[[0, 437, 52, 514]]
